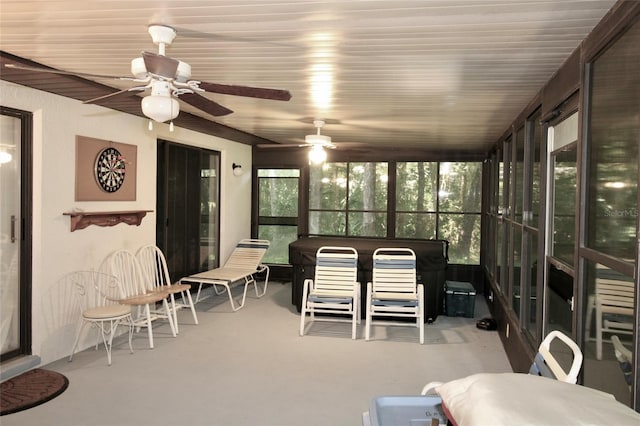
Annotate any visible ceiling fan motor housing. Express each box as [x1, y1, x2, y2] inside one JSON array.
[[148, 25, 177, 49], [130, 57, 191, 81], [305, 134, 332, 146]]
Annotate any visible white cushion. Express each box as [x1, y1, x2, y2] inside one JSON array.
[[436, 373, 640, 426]]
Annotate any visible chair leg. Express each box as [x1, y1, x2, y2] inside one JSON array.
[[103, 318, 123, 366], [300, 282, 309, 336], [163, 299, 177, 337], [169, 293, 179, 334], [419, 291, 425, 344], [365, 283, 372, 341], [596, 307, 603, 360], [135, 305, 143, 333], [253, 267, 270, 298], [183, 289, 199, 325], [195, 283, 204, 303], [261, 267, 270, 297], [299, 304, 307, 336], [351, 301, 357, 340], [356, 286, 362, 324], [144, 304, 155, 349], [226, 281, 249, 311], [126, 316, 134, 354]]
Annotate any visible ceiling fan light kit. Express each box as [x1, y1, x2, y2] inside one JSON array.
[[141, 80, 180, 123], [141, 95, 179, 123], [306, 120, 331, 164], [0, 150, 13, 164], [308, 144, 327, 164]]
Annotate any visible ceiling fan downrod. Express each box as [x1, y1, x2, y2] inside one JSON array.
[[148, 25, 177, 56]]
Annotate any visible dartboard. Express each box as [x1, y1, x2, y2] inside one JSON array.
[[94, 147, 126, 192]]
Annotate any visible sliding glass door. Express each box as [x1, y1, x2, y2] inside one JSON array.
[[256, 168, 300, 264], [544, 113, 578, 336], [0, 107, 32, 362], [157, 140, 220, 281]]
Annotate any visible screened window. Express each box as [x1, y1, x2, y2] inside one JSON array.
[[514, 126, 525, 223], [396, 161, 481, 264], [438, 162, 482, 264], [529, 110, 543, 228], [551, 143, 577, 267], [257, 169, 300, 264], [309, 162, 387, 237], [308, 160, 481, 263], [585, 22, 639, 261], [396, 162, 438, 239]]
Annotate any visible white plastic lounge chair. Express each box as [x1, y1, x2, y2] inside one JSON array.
[[299, 246, 360, 339], [366, 247, 424, 344], [181, 239, 270, 311]]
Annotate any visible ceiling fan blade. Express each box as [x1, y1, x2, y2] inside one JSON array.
[[83, 87, 147, 105], [198, 81, 292, 101], [256, 141, 368, 150], [4, 63, 132, 80], [171, 26, 298, 49], [142, 51, 179, 79], [179, 92, 233, 117], [255, 143, 308, 149]]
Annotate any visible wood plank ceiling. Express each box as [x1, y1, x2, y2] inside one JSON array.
[[0, 1, 618, 154]]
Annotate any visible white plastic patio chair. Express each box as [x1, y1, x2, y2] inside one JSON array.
[[67, 271, 133, 365], [299, 246, 360, 339], [181, 239, 270, 311], [365, 247, 424, 344], [136, 245, 198, 334]]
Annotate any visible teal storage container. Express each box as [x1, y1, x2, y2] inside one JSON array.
[[445, 281, 476, 318]]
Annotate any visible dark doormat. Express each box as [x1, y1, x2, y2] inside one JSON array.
[[0, 368, 69, 416]]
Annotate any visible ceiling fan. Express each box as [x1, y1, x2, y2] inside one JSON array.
[[5, 24, 292, 125], [257, 119, 366, 149], [255, 119, 369, 163], [304, 120, 334, 163]]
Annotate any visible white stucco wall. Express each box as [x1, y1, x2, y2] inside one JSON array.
[[1, 80, 252, 365]]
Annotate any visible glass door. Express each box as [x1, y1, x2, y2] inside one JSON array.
[[1, 107, 31, 361], [544, 113, 578, 336], [157, 140, 220, 280], [256, 169, 300, 264]]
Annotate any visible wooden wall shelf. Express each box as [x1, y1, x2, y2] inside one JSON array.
[[63, 210, 152, 232]]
